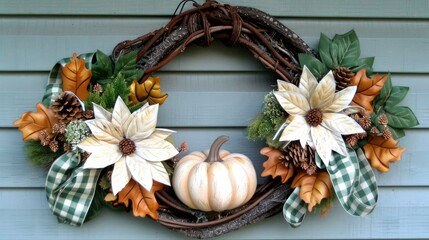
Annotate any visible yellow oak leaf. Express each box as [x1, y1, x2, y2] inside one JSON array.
[[130, 76, 168, 105], [363, 135, 406, 172], [116, 179, 163, 220], [291, 170, 333, 212], [61, 53, 92, 101], [349, 69, 387, 114], [260, 147, 294, 184], [13, 103, 58, 141]]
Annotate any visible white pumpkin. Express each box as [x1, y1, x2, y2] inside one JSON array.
[[172, 135, 257, 212]]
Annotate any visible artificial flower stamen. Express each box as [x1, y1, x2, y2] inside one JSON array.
[[306, 108, 323, 126], [119, 138, 136, 155]]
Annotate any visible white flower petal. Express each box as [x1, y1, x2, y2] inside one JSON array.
[[92, 102, 112, 121], [329, 132, 348, 157], [85, 119, 122, 144], [277, 79, 301, 92], [299, 66, 318, 99], [126, 155, 153, 191], [310, 71, 335, 109], [79, 136, 122, 169], [112, 97, 132, 132], [149, 161, 171, 186], [148, 128, 175, 140], [111, 157, 132, 195], [340, 105, 364, 115], [274, 91, 310, 115], [78, 136, 114, 152], [323, 86, 357, 113], [135, 137, 179, 162], [310, 125, 334, 166], [126, 104, 158, 140], [322, 113, 365, 135], [84, 151, 122, 169], [279, 116, 311, 147]]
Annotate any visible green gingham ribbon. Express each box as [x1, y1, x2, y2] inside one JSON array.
[[283, 148, 378, 227], [45, 151, 101, 226], [41, 53, 94, 107]]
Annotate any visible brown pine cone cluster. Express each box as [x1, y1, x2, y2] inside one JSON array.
[[40, 92, 94, 152], [283, 141, 317, 175], [333, 66, 354, 91], [51, 91, 83, 124]]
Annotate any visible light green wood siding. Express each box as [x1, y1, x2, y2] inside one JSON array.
[[1, 0, 428, 239]]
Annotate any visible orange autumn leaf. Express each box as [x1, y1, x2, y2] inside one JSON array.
[[130, 76, 168, 105], [13, 103, 58, 141], [349, 69, 387, 114], [363, 135, 406, 172], [260, 147, 294, 183], [291, 170, 333, 212], [116, 179, 163, 220], [61, 53, 92, 100]]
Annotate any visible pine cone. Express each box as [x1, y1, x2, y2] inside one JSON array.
[[333, 66, 354, 91], [51, 92, 83, 123], [283, 141, 317, 175]]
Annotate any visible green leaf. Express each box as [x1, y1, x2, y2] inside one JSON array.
[[350, 57, 374, 74], [92, 50, 113, 80], [318, 33, 334, 69], [123, 69, 144, 84], [385, 106, 419, 128], [298, 54, 329, 79], [387, 126, 406, 139], [331, 30, 360, 67], [385, 86, 409, 108], [114, 51, 138, 76], [329, 42, 339, 67], [114, 50, 143, 84]]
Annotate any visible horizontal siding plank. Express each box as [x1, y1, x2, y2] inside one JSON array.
[[1, 187, 428, 239], [0, 0, 428, 19], [1, 128, 426, 188], [1, 18, 429, 72], [1, 72, 427, 128]]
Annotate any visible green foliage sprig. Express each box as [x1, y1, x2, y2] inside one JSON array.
[[24, 140, 64, 167], [371, 74, 419, 139], [299, 30, 374, 79], [85, 73, 131, 111], [247, 92, 287, 149], [91, 50, 144, 89]]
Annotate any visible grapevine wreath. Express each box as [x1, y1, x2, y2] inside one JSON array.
[[14, 0, 419, 238]]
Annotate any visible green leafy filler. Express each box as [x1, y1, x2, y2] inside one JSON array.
[[371, 74, 419, 139]]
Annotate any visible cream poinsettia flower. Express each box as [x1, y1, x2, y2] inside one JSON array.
[[274, 66, 364, 165], [78, 97, 178, 195]]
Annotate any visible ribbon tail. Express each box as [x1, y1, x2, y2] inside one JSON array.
[[283, 187, 307, 227], [45, 152, 101, 226], [326, 148, 378, 217]]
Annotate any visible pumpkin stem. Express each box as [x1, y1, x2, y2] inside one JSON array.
[[206, 135, 230, 162]]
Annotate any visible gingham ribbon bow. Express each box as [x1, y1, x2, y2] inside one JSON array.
[[45, 152, 101, 226], [283, 148, 378, 227]]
